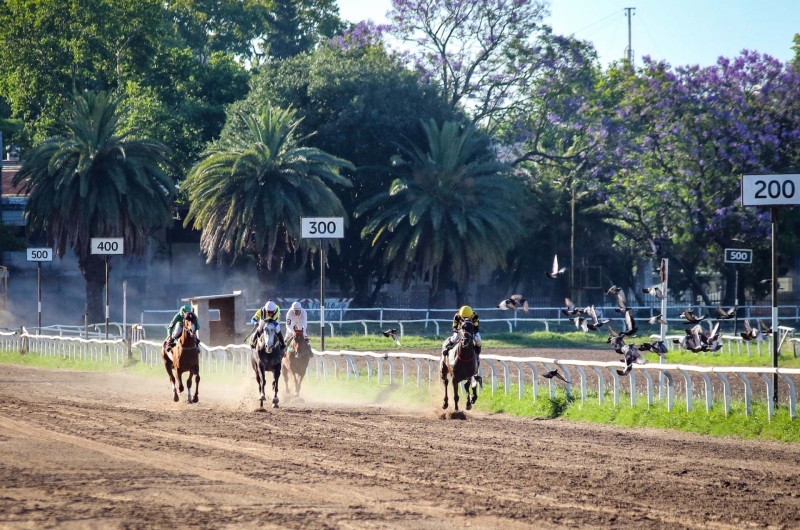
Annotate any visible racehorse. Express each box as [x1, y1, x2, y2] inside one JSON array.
[[282, 328, 313, 398], [440, 320, 482, 411], [162, 311, 200, 404], [251, 319, 284, 408]]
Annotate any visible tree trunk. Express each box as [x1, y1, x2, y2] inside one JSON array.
[[427, 269, 447, 309], [668, 252, 712, 306], [79, 255, 106, 323], [722, 265, 736, 307]]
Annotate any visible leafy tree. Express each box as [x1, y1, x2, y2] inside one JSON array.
[[13, 91, 174, 321], [237, 43, 459, 303], [355, 120, 523, 306], [262, 0, 343, 60], [386, 0, 549, 128], [182, 105, 353, 281]]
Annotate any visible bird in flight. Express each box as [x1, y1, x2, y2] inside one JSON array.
[[382, 329, 401, 347], [497, 294, 529, 312], [545, 255, 567, 279]]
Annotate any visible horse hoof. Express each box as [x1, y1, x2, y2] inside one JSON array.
[[272, 403, 279, 409], [442, 402, 448, 410], [272, 397, 279, 405], [466, 402, 472, 411], [173, 393, 179, 403], [193, 396, 199, 403]]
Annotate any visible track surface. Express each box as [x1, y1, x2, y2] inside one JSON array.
[[2, 365, 800, 529]]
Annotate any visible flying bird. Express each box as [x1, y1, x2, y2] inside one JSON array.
[[679, 309, 706, 324], [606, 285, 622, 295], [542, 369, 568, 383], [642, 286, 666, 300], [617, 344, 646, 376], [561, 298, 583, 318], [585, 305, 610, 330], [572, 316, 589, 333], [645, 237, 662, 257], [740, 320, 762, 342], [758, 319, 773, 335], [622, 310, 638, 337], [609, 288, 628, 314], [638, 340, 668, 357], [497, 294, 529, 312], [382, 329, 401, 347], [607, 326, 626, 353], [646, 314, 668, 326], [545, 255, 567, 279], [715, 305, 737, 320]]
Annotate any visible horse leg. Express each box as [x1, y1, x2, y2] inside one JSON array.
[[452, 377, 460, 412], [281, 361, 291, 395], [294, 373, 302, 397], [176, 367, 184, 393], [193, 370, 200, 403], [441, 363, 449, 410], [164, 357, 178, 402], [185, 369, 193, 404], [272, 366, 281, 408]]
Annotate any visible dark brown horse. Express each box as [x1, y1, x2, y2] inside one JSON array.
[[162, 312, 200, 404], [251, 319, 284, 408], [440, 320, 482, 411], [282, 328, 313, 398]]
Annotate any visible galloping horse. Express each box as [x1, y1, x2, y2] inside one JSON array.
[[162, 311, 200, 403], [251, 319, 284, 408], [282, 328, 313, 398], [440, 320, 482, 411]]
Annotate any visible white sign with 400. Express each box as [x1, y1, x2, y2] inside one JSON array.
[[90, 238, 125, 255]]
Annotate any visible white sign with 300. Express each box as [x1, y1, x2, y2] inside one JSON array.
[[301, 217, 344, 239]]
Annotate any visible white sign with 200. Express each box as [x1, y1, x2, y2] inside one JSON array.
[[742, 174, 800, 206]]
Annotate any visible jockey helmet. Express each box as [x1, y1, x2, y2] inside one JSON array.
[[181, 304, 191, 314], [265, 300, 277, 316], [458, 306, 474, 319], [291, 301, 302, 311]]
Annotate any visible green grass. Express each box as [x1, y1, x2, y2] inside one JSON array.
[[316, 330, 607, 352], [645, 349, 800, 368], [0, 348, 128, 372]]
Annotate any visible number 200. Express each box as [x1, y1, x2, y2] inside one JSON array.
[[754, 179, 795, 199]]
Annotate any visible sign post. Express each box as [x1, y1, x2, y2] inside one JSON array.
[[659, 258, 668, 400], [27, 248, 53, 334], [301, 218, 344, 351], [91, 238, 124, 341], [742, 174, 800, 406], [724, 248, 752, 335]]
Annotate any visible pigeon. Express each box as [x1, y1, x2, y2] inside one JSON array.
[[498, 294, 529, 312], [617, 344, 646, 376], [606, 285, 622, 295], [610, 288, 628, 314], [679, 309, 706, 324], [758, 319, 773, 335], [646, 314, 668, 326], [645, 237, 662, 257], [760, 279, 772, 286], [585, 305, 610, 331], [715, 305, 737, 320], [701, 321, 721, 345], [642, 286, 666, 300], [545, 255, 567, 279], [561, 298, 584, 318], [740, 320, 761, 341], [542, 369, 568, 383], [638, 340, 668, 357], [686, 325, 706, 352], [607, 326, 626, 353], [621, 310, 638, 337], [382, 329, 401, 347], [572, 316, 589, 333]]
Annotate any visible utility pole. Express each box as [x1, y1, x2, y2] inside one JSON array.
[[625, 7, 636, 64]]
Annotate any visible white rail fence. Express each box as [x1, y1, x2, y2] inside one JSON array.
[[4, 332, 799, 421], [133, 304, 800, 339]]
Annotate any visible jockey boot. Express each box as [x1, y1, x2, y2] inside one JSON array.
[[195, 336, 201, 347], [167, 338, 176, 350], [250, 331, 260, 349]]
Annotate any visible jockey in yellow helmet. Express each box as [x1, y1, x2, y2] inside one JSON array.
[[441, 305, 482, 357]]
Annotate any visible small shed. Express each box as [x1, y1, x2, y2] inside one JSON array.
[[182, 291, 247, 346]]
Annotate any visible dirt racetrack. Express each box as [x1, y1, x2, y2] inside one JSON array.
[[2, 364, 800, 529]]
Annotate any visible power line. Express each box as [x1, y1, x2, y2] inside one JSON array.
[[638, 11, 664, 59], [572, 10, 622, 35]]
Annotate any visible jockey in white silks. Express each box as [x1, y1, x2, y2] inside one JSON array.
[[285, 301, 308, 351]]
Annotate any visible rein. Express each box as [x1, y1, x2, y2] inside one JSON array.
[[455, 334, 474, 363]]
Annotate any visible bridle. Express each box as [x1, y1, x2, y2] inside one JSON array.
[[456, 322, 475, 362]]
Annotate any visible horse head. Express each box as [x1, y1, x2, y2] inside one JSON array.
[[263, 319, 278, 352], [460, 320, 475, 347], [181, 312, 197, 344]]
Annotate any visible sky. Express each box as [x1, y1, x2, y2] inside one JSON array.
[[336, 0, 800, 67]]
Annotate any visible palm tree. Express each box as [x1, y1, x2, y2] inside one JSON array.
[[355, 119, 523, 306], [14, 91, 174, 322], [182, 105, 354, 277]]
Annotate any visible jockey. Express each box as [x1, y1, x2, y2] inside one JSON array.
[[441, 305, 482, 357], [250, 299, 285, 349], [285, 301, 308, 351], [165, 304, 200, 349]]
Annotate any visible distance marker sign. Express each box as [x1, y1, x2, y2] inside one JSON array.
[[301, 217, 344, 239], [90, 238, 124, 255], [724, 248, 752, 264], [26, 248, 53, 262], [742, 174, 800, 206]]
